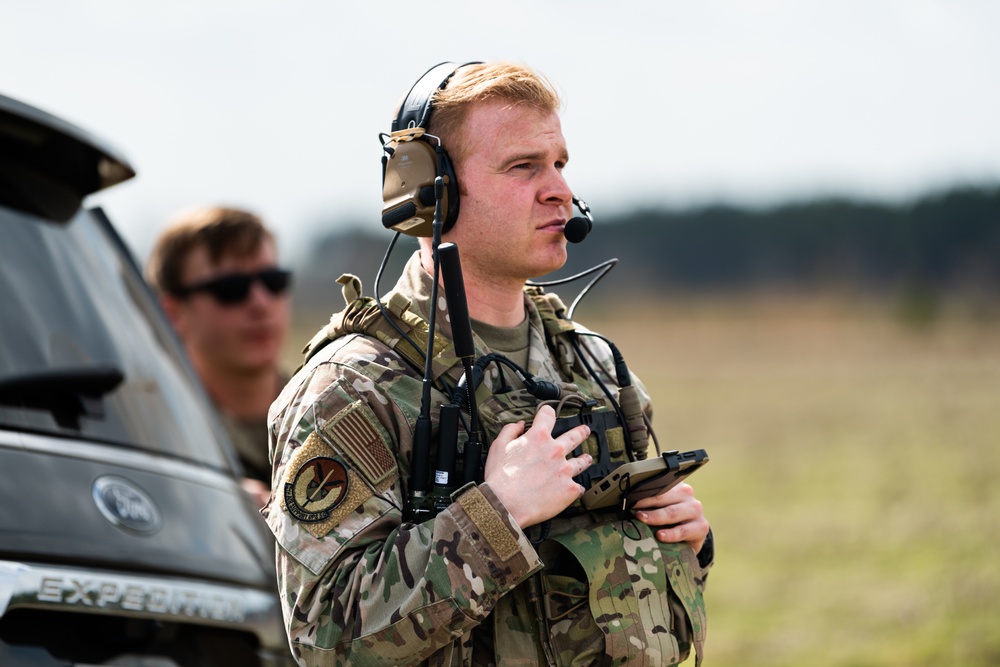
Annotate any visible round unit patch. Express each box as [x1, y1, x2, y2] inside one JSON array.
[[284, 457, 350, 522]]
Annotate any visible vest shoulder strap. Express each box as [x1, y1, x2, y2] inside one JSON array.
[[300, 279, 581, 379], [299, 274, 441, 372], [524, 285, 579, 347]]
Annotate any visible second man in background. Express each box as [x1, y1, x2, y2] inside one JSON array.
[[146, 206, 292, 507]]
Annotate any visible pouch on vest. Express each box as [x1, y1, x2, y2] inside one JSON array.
[[473, 380, 630, 499], [542, 520, 706, 666]]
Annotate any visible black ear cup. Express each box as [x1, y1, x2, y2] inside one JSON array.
[[381, 137, 460, 237]]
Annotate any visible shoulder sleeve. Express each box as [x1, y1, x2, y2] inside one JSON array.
[[264, 342, 542, 664]]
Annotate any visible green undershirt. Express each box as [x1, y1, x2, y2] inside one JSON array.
[[470, 314, 531, 372]]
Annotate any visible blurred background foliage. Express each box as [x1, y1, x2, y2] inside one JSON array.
[[292, 185, 1000, 323], [284, 184, 1000, 666]]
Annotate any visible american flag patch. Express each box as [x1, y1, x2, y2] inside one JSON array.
[[324, 401, 397, 491]]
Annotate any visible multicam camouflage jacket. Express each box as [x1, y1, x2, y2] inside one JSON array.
[[264, 252, 709, 666]]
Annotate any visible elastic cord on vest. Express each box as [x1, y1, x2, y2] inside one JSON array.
[[569, 333, 637, 462], [452, 353, 561, 411], [577, 332, 651, 460]]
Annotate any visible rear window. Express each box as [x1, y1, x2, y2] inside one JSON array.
[[0, 205, 234, 470]]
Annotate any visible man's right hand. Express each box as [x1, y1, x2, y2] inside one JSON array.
[[483, 405, 592, 529]]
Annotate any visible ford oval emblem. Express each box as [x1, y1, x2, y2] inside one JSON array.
[[92, 476, 163, 535]]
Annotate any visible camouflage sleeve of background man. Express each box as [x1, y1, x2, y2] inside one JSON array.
[[264, 334, 544, 666]]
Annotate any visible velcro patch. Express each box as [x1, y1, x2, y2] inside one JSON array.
[[322, 401, 397, 492], [281, 432, 373, 539], [456, 486, 521, 562]]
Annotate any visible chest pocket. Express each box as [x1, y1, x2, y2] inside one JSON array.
[[541, 521, 706, 666]]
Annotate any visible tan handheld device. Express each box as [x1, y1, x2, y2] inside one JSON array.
[[581, 449, 709, 510]]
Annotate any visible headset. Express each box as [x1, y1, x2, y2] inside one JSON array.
[[379, 61, 593, 242], [380, 61, 478, 237]]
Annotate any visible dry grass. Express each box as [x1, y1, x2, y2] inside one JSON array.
[[581, 294, 1000, 666], [287, 294, 1000, 665]]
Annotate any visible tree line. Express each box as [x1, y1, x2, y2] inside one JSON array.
[[295, 185, 1000, 315]]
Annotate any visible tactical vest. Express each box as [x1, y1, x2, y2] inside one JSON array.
[[303, 274, 706, 666]]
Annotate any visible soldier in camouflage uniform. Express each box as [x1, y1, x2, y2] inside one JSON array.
[[264, 61, 712, 666]]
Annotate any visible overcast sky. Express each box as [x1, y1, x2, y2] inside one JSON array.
[[4, 0, 999, 263]]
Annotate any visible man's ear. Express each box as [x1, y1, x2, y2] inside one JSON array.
[[160, 294, 186, 333]]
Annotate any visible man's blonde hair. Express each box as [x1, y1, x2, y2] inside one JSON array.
[[427, 61, 562, 163]]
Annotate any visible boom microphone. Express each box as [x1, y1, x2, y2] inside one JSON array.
[[564, 196, 594, 243], [564, 216, 591, 243]]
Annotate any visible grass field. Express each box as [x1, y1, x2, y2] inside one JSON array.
[[578, 294, 1000, 666], [288, 293, 1000, 665]]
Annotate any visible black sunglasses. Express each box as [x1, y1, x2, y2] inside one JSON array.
[[173, 268, 292, 305]]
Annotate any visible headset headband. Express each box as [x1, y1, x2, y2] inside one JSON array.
[[392, 61, 482, 133]]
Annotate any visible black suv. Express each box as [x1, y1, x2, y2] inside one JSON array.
[[0, 95, 293, 665]]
